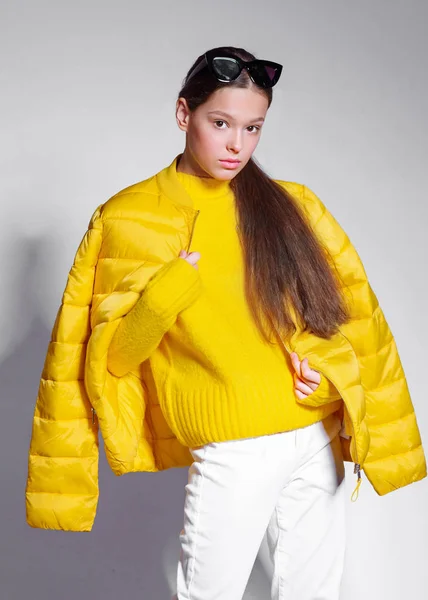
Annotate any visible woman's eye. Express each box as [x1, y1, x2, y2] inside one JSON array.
[[213, 121, 260, 133]]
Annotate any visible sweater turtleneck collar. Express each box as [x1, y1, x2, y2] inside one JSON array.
[[175, 157, 233, 203]]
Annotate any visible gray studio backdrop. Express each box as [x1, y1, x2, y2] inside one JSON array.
[[1, 1, 427, 599]]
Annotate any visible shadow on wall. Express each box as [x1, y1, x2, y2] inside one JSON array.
[[0, 235, 272, 599]]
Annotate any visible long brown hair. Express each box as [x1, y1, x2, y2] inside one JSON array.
[[178, 46, 350, 343]]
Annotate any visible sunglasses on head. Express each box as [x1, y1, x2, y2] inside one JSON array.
[[186, 49, 283, 89]]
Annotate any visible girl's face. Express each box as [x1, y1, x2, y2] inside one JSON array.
[[176, 86, 269, 180]]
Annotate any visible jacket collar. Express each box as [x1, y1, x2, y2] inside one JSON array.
[[156, 153, 196, 211]]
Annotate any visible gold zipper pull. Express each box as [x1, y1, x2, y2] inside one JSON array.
[[91, 407, 96, 425], [351, 463, 362, 502]]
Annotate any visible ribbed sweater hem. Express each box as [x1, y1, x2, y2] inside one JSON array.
[[159, 376, 343, 448]]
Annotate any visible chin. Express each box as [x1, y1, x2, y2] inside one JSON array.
[[212, 166, 240, 180]]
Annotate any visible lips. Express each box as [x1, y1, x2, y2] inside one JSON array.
[[220, 159, 241, 168]]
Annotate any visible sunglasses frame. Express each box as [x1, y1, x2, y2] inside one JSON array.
[[186, 50, 283, 89]]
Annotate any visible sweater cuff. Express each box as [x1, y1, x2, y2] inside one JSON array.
[[143, 257, 202, 321]]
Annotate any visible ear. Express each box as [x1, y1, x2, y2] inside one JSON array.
[[176, 97, 191, 132]]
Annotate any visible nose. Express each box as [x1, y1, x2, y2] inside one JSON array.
[[226, 129, 243, 154]]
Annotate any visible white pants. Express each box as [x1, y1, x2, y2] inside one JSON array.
[[175, 413, 346, 600]]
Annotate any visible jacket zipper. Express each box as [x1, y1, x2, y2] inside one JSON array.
[[274, 330, 362, 502], [186, 210, 200, 253]]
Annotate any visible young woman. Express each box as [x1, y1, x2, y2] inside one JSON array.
[[26, 46, 426, 600]]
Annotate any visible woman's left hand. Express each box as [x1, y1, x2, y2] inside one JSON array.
[[290, 352, 321, 400]]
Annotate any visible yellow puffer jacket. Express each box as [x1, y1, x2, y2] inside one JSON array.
[[25, 154, 426, 531]]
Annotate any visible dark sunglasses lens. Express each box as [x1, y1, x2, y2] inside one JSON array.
[[250, 62, 281, 87], [212, 57, 241, 81]]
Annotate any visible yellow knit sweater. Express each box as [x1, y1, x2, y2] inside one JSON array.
[[107, 166, 343, 448]]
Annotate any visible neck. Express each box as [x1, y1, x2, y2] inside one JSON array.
[[175, 154, 232, 200]]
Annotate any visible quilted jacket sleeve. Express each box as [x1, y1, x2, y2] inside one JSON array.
[[25, 204, 104, 531], [302, 184, 426, 494], [107, 256, 203, 377]]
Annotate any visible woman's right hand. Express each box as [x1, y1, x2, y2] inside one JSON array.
[[179, 249, 201, 270]]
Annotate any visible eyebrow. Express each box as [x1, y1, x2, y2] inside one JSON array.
[[207, 110, 265, 123]]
